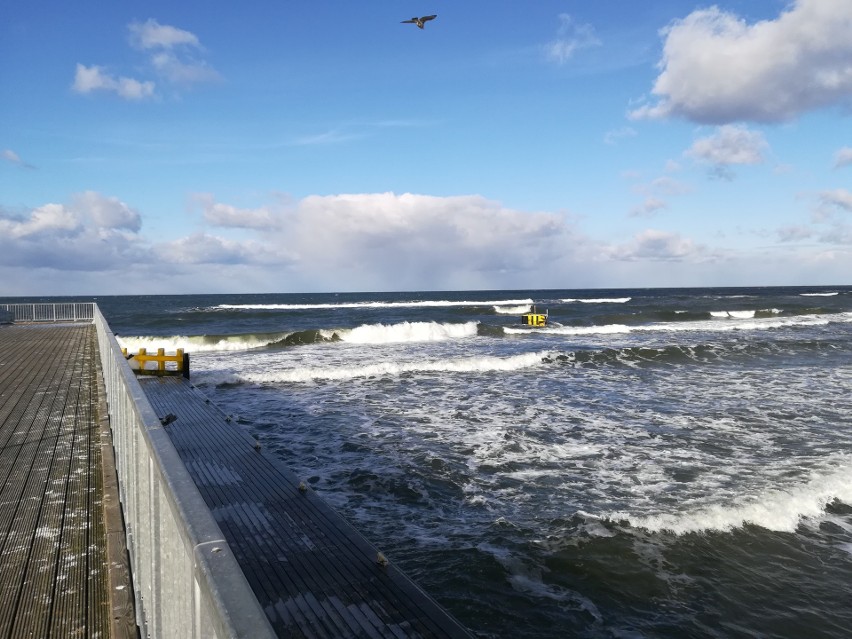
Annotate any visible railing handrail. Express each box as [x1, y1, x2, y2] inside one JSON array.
[[0, 302, 95, 323], [92, 305, 274, 638]]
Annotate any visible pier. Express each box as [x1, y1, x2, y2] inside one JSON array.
[[0, 320, 134, 638], [0, 304, 470, 638]]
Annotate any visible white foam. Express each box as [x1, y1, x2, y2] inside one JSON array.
[[240, 351, 549, 383], [216, 298, 533, 311], [505, 324, 632, 336], [711, 310, 756, 319], [494, 305, 532, 314], [801, 292, 839, 297], [612, 457, 852, 534], [339, 321, 479, 344], [561, 297, 631, 304], [117, 334, 282, 353]]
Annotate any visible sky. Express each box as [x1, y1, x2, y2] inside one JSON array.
[[2, 0, 852, 295]]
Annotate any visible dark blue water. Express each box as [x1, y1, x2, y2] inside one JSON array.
[[7, 286, 852, 638]]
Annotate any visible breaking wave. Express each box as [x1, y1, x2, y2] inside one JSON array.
[[116, 333, 288, 353], [608, 456, 852, 535], [234, 351, 550, 384], [494, 305, 532, 315], [338, 321, 479, 344]]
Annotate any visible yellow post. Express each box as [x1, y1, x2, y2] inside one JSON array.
[[158, 348, 166, 373]]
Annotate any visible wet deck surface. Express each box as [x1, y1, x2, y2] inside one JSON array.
[[140, 375, 471, 639], [0, 323, 134, 639]]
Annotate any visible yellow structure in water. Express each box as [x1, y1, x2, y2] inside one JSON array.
[[520, 306, 548, 327]]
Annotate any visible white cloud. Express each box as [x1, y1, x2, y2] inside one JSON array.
[[129, 20, 220, 88], [72, 64, 155, 100], [152, 233, 291, 265], [2, 149, 34, 168], [3, 149, 22, 164], [128, 19, 200, 50], [630, 198, 668, 218], [0, 204, 80, 240], [194, 194, 280, 230], [73, 19, 218, 100], [150, 52, 221, 86], [186, 192, 591, 291], [71, 191, 141, 231], [609, 229, 705, 261], [545, 14, 601, 64], [0, 193, 146, 271], [7, 190, 852, 292], [289, 193, 572, 274], [777, 225, 814, 242], [818, 189, 852, 212], [834, 147, 852, 169], [685, 125, 768, 178], [631, 0, 852, 123]]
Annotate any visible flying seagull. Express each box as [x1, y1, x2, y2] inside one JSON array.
[[401, 15, 437, 29]]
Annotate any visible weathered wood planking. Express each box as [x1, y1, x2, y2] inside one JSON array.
[[0, 324, 133, 639], [140, 375, 472, 639]]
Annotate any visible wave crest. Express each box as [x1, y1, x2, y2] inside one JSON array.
[[608, 458, 852, 535], [237, 351, 550, 383], [340, 321, 479, 344]]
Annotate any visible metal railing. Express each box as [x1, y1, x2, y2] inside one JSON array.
[[92, 306, 275, 639], [0, 302, 95, 323]]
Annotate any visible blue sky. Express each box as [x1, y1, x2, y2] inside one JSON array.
[[2, 0, 851, 295]]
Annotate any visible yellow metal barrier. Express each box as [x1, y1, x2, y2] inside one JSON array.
[[521, 313, 548, 327], [123, 347, 190, 378]]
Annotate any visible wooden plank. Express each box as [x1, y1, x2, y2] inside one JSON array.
[[94, 348, 137, 639], [141, 376, 471, 639], [0, 324, 115, 639], [3, 327, 82, 639]]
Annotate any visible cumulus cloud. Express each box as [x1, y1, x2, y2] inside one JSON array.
[[685, 125, 768, 178], [290, 192, 566, 264], [630, 0, 852, 123], [72, 64, 155, 100], [186, 192, 590, 290], [0, 192, 145, 271], [71, 191, 142, 231], [0, 204, 80, 240], [834, 147, 852, 169], [545, 14, 601, 64]]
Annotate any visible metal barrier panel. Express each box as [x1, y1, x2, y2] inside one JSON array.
[[0, 302, 95, 322], [92, 306, 275, 639]]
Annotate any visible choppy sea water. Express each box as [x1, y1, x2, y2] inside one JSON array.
[[18, 287, 852, 638]]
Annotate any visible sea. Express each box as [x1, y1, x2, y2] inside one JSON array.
[[7, 286, 852, 638]]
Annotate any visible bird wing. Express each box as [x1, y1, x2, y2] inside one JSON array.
[[421, 15, 437, 22], [401, 18, 416, 24]]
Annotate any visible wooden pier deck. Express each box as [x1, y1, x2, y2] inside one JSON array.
[[0, 323, 134, 638], [140, 375, 472, 639]]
